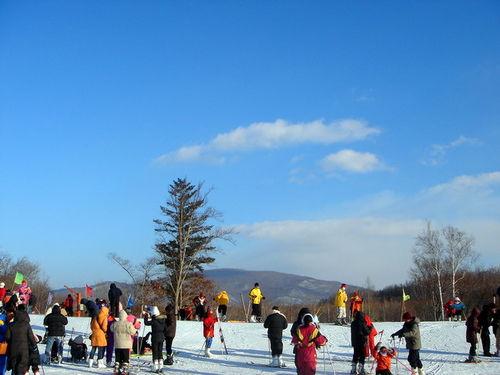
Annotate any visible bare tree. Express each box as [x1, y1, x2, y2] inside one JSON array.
[[412, 221, 445, 320], [442, 226, 477, 298], [154, 178, 234, 313]]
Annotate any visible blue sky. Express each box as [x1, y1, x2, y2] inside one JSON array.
[[1, 1, 499, 288]]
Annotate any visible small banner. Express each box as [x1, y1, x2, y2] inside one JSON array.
[[127, 294, 135, 309], [403, 288, 411, 302], [14, 272, 24, 284], [47, 292, 53, 306], [85, 284, 93, 297]]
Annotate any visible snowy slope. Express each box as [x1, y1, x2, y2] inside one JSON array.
[[30, 314, 499, 374]]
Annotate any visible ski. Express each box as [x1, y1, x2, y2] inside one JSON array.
[[246, 361, 287, 368], [216, 310, 229, 355]]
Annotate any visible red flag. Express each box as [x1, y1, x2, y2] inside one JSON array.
[[85, 284, 93, 297]]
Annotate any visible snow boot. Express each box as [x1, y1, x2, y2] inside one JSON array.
[[88, 359, 94, 368], [278, 354, 285, 367], [250, 315, 257, 323], [97, 359, 106, 368], [205, 347, 212, 358], [114, 363, 120, 374], [164, 354, 174, 365], [418, 368, 425, 375], [357, 363, 366, 375], [350, 362, 358, 374], [411, 368, 418, 375], [465, 356, 481, 363], [269, 355, 279, 367], [157, 359, 164, 373]]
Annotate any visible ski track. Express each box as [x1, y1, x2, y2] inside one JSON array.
[[29, 316, 500, 374]]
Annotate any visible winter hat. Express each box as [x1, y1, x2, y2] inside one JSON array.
[[341, 283, 347, 288], [0, 282, 4, 288], [454, 297, 461, 302], [302, 313, 314, 325], [272, 306, 279, 311], [150, 306, 160, 317], [402, 311, 413, 321], [254, 282, 259, 287]]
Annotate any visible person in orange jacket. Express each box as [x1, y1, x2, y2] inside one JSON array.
[[373, 346, 397, 375], [364, 314, 378, 357], [89, 306, 109, 368], [350, 291, 363, 321]]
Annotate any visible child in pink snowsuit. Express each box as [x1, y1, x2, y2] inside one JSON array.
[[291, 314, 327, 375], [18, 280, 32, 306]]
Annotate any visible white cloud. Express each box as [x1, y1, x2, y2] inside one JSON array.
[[219, 171, 500, 287], [155, 119, 380, 164], [422, 136, 480, 166], [320, 149, 385, 173]]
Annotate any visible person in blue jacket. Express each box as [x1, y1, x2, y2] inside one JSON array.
[[0, 310, 8, 375], [452, 297, 466, 321]]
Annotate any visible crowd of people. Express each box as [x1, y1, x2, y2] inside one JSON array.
[[0, 278, 499, 375]]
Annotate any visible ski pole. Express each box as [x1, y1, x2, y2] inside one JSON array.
[[325, 344, 336, 375], [198, 340, 206, 356], [394, 356, 414, 373], [369, 330, 384, 374]]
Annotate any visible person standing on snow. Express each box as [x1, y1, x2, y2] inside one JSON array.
[[144, 306, 167, 373], [248, 283, 265, 323], [364, 313, 378, 358], [465, 307, 481, 363], [264, 306, 288, 367], [0, 283, 6, 305], [443, 299, 455, 321], [164, 304, 177, 366], [63, 294, 74, 317], [335, 283, 348, 325], [193, 292, 207, 321], [350, 311, 370, 375], [350, 291, 363, 321], [214, 290, 229, 321], [17, 280, 32, 307], [452, 297, 465, 321], [291, 313, 327, 375], [108, 283, 122, 318], [290, 307, 312, 368], [391, 312, 425, 375], [478, 303, 495, 357], [202, 308, 218, 358], [89, 304, 109, 368], [43, 304, 68, 364], [110, 309, 136, 375], [5, 309, 36, 375]]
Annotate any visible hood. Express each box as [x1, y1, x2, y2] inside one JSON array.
[[52, 305, 61, 314], [81, 298, 88, 305], [110, 283, 116, 289], [14, 310, 30, 323], [296, 307, 312, 321], [118, 309, 128, 321]]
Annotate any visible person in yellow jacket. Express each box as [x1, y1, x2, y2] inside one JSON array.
[[334, 283, 348, 325], [248, 283, 265, 323], [214, 291, 230, 321]]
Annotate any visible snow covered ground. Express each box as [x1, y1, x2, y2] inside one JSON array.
[[30, 314, 499, 374]]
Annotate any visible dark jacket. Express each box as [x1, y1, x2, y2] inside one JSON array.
[[43, 305, 68, 337], [264, 310, 288, 340], [478, 304, 494, 332], [290, 307, 311, 339], [6, 310, 36, 374], [81, 298, 99, 318], [144, 315, 167, 344], [350, 311, 370, 347], [108, 283, 122, 305], [466, 307, 481, 344], [393, 317, 422, 350], [164, 306, 177, 338]]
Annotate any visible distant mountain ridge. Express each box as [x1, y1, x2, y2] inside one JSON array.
[[205, 268, 346, 305]]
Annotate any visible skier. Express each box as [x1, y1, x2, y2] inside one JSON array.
[[144, 306, 167, 373], [214, 290, 230, 321], [193, 292, 207, 321], [108, 283, 123, 318], [290, 307, 313, 368], [350, 311, 370, 374], [291, 313, 327, 375], [465, 307, 481, 363], [5, 309, 36, 375], [164, 304, 177, 366], [63, 294, 74, 317], [391, 312, 425, 375], [263, 306, 288, 367], [43, 304, 68, 364], [478, 303, 495, 356], [373, 346, 397, 375], [334, 283, 348, 325], [0, 310, 8, 375], [452, 297, 465, 321], [88, 304, 109, 368], [350, 291, 363, 320], [248, 283, 265, 323], [110, 309, 136, 375], [443, 299, 455, 321], [202, 307, 218, 358], [364, 313, 378, 357]]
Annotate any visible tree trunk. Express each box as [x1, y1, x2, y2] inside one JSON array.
[[436, 271, 445, 321]]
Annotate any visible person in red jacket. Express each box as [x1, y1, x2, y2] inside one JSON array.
[[0, 283, 6, 303], [291, 313, 328, 375], [202, 308, 218, 358], [444, 299, 455, 321], [364, 314, 378, 357], [373, 346, 397, 375], [63, 294, 74, 317]]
